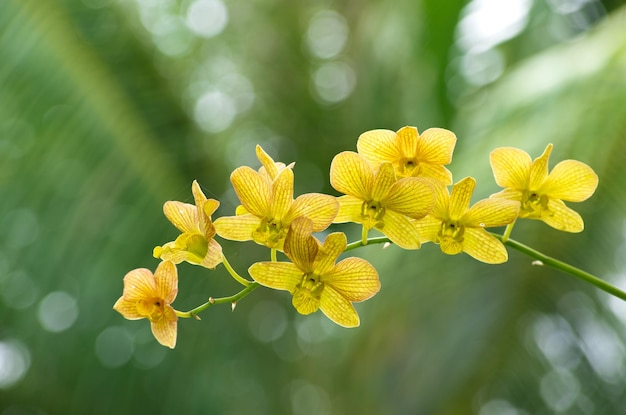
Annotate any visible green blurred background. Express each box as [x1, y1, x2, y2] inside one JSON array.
[[2, 0, 626, 413]]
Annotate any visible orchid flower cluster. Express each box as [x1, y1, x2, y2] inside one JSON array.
[[114, 126, 604, 349]]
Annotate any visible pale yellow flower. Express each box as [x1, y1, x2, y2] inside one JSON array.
[[113, 261, 178, 348], [153, 180, 223, 269], [490, 144, 598, 232], [416, 177, 520, 264], [248, 218, 380, 327], [357, 126, 457, 184], [214, 146, 338, 251], [330, 151, 434, 249]]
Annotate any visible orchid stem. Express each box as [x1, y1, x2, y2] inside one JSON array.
[[346, 236, 390, 252], [494, 234, 626, 301], [271, 248, 277, 262], [502, 220, 515, 243], [345, 234, 626, 302], [175, 282, 259, 319], [361, 226, 369, 246], [221, 254, 253, 287]]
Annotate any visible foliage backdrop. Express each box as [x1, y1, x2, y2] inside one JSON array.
[[2, 0, 626, 414]]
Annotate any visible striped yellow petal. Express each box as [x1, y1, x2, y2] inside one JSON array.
[[113, 297, 143, 320], [150, 309, 177, 349], [377, 210, 421, 249], [200, 239, 223, 269], [385, 177, 434, 219], [248, 262, 303, 293], [330, 151, 373, 200], [356, 129, 402, 166], [529, 144, 552, 190], [449, 177, 475, 219], [540, 160, 598, 202], [490, 147, 531, 189], [154, 261, 178, 304], [462, 228, 508, 264], [256, 144, 279, 181], [271, 168, 294, 219], [287, 193, 339, 231], [416, 128, 456, 165], [231, 166, 271, 217], [284, 217, 317, 270], [292, 289, 321, 315], [542, 199, 585, 232], [416, 163, 453, 185], [333, 195, 364, 224], [163, 201, 198, 234], [371, 162, 396, 201], [319, 285, 360, 328], [396, 126, 419, 158], [121, 268, 156, 301], [214, 214, 259, 241], [325, 257, 380, 302], [313, 232, 346, 275], [463, 198, 519, 228], [414, 216, 440, 244]]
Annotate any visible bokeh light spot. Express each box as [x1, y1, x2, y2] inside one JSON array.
[[539, 369, 580, 412], [37, 291, 79, 333], [95, 326, 134, 368], [186, 0, 228, 38], [1, 270, 38, 310], [312, 61, 356, 104], [249, 300, 288, 343], [289, 380, 332, 415], [194, 91, 236, 133], [2, 209, 39, 249], [0, 339, 31, 389], [306, 10, 349, 59]]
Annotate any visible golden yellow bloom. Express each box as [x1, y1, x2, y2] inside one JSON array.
[[357, 126, 457, 184], [248, 218, 380, 327], [330, 151, 434, 249], [415, 177, 520, 264], [113, 261, 178, 349], [153, 180, 223, 269], [214, 146, 339, 251], [490, 144, 598, 232]]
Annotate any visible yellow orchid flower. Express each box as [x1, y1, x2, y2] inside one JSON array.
[[153, 180, 223, 269], [415, 177, 520, 264], [248, 218, 380, 327], [214, 146, 339, 251], [357, 126, 457, 184], [113, 261, 178, 349], [490, 144, 598, 232], [329, 151, 435, 249]]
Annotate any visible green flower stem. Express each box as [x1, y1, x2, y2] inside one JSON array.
[[346, 236, 390, 252], [494, 234, 626, 301], [346, 234, 626, 301], [271, 248, 277, 262], [361, 226, 369, 246], [502, 220, 516, 242], [175, 282, 259, 319], [222, 254, 253, 287]]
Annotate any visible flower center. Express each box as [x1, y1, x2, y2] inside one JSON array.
[[296, 273, 324, 300], [398, 158, 421, 176], [253, 218, 287, 249], [137, 298, 165, 321], [438, 219, 465, 243], [520, 190, 550, 218], [361, 200, 386, 229]]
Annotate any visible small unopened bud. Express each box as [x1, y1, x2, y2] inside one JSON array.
[[532, 260, 544, 266], [209, 297, 215, 304], [383, 242, 391, 249], [231, 301, 237, 312]]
